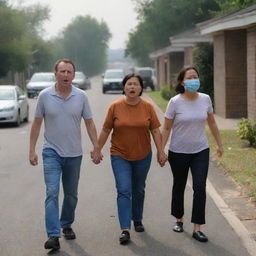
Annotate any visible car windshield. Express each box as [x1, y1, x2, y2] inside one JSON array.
[[137, 70, 152, 77], [31, 74, 55, 82], [105, 71, 124, 79], [0, 88, 15, 100], [75, 72, 85, 79]]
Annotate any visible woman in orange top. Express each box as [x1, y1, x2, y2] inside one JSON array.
[[98, 73, 166, 245]]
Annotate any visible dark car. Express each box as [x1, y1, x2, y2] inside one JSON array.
[[26, 72, 56, 98], [72, 71, 91, 90], [134, 67, 156, 91], [102, 69, 125, 94]]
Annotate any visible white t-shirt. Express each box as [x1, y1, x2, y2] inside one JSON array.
[[165, 93, 213, 154]]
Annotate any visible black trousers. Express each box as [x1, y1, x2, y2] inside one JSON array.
[[168, 148, 209, 225]]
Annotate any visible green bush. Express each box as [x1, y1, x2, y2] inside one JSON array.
[[237, 118, 256, 146], [161, 87, 177, 101]]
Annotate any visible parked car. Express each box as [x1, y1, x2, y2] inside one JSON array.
[[0, 85, 29, 126], [134, 67, 156, 91], [72, 71, 91, 90], [102, 69, 125, 94], [26, 72, 56, 98]]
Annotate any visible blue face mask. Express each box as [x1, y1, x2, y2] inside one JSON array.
[[184, 79, 200, 92]]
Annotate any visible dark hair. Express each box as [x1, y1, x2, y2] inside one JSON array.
[[175, 66, 199, 93], [122, 73, 144, 96], [54, 58, 76, 73]]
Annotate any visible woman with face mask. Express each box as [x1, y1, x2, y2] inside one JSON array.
[[161, 66, 223, 242]]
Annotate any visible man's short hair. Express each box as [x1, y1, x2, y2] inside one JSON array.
[[54, 58, 76, 72]]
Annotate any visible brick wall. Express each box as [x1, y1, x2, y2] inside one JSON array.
[[247, 26, 256, 119], [225, 30, 247, 118]]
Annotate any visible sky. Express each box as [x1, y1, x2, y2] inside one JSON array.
[[10, 0, 138, 49]]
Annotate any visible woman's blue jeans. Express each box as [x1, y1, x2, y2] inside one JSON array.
[[42, 148, 82, 237], [111, 152, 152, 229]]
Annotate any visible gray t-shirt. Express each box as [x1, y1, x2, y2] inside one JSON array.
[[35, 85, 93, 157], [165, 93, 213, 153]]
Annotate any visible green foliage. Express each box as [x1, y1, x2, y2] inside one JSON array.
[[0, 2, 50, 76], [237, 118, 256, 146], [215, 0, 256, 14], [126, 0, 220, 65], [193, 42, 214, 103], [160, 86, 177, 101], [60, 16, 111, 76]]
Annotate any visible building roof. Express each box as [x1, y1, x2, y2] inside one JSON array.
[[170, 27, 212, 46], [198, 4, 256, 35], [149, 45, 184, 60]]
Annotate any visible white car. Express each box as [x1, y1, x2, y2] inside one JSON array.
[[26, 72, 56, 98], [102, 69, 125, 94], [0, 85, 29, 126]]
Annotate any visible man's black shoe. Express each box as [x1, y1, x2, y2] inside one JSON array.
[[192, 231, 208, 242], [63, 227, 76, 240], [134, 221, 145, 232], [119, 230, 130, 245], [173, 222, 184, 232], [44, 237, 60, 250]]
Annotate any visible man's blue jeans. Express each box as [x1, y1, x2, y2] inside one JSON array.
[[42, 148, 82, 237], [111, 152, 152, 229]]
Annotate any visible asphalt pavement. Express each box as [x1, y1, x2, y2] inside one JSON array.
[[0, 76, 255, 256]]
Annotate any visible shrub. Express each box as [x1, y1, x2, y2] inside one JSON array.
[[237, 118, 256, 147], [161, 86, 177, 101]]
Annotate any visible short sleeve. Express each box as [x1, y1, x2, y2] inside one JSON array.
[[82, 92, 93, 119], [103, 103, 114, 130], [35, 93, 45, 118], [207, 95, 214, 114], [165, 98, 175, 119], [149, 104, 161, 130]]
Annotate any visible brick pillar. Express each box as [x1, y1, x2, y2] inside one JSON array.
[[247, 27, 256, 119], [169, 52, 184, 86], [184, 47, 193, 66]]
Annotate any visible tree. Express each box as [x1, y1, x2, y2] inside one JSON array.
[[126, 0, 220, 65], [0, 2, 51, 77], [60, 16, 111, 76]]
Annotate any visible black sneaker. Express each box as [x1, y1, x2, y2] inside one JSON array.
[[134, 221, 145, 232], [119, 230, 130, 245], [62, 227, 76, 240], [44, 237, 60, 250], [173, 222, 184, 232]]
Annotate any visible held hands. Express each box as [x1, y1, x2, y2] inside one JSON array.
[[29, 151, 38, 166], [157, 150, 168, 167], [90, 147, 103, 164]]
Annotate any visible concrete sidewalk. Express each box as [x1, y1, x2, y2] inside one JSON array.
[[213, 114, 240, 130]]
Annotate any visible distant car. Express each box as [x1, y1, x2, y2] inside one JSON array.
[[0, 85, 29, 126], [102, 69, 125, 94], [134, 67, 156, 91], [26, 72, 56, 98], [72, 71, 91, 90]]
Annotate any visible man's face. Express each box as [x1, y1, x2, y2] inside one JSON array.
[[55, 62, 75, 87]]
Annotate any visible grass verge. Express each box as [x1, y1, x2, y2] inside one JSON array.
[[147, 91, 256, 202]]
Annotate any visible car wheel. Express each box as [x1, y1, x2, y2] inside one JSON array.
[[102, 89, 106, 94], [15, 113, 21, 127], [24, 106, 29, 122]]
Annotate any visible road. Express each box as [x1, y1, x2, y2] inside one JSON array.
[[0, 77, 251, 256]]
